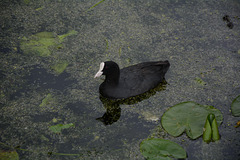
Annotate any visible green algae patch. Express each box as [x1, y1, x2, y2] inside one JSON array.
[[39, 93, 53, 107], [51, 61, 69, 74], [49, 123, 74, 134], [0, 150, 19, 160], [58, 30, 78, 43], [20, 30, 78, 57], [23, 0, 30, 5], [20, 32, 58, 57], [195, 77, 206, 86]]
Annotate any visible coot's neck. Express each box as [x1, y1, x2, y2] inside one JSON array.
[[105, 70, 120, 86]]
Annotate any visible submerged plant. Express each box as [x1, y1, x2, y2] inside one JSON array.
[[140, 138, 187, 160], [49, 123, 74, 134], [39, 93, 53, 107], [0, 149, 19, 160], [20, 30, 78, 57], [51, 61, 69, 74]]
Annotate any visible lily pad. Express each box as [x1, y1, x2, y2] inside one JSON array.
[[161, 101, 223, 139], [231, 95, 240, 117], [49, 123, 74, 133], [140, 138, 187, 160]]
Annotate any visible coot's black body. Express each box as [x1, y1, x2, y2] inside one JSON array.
[[95, 61, 170, 99]]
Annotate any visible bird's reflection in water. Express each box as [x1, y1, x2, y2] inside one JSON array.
[[96, 80, 168, 125]]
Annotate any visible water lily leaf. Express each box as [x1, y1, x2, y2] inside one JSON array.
[[231, 95, 240, 117], [140, 138, 187, 160], [0, 150, 19, 160], [161, 101, 223, 139], [49, 123, 74, 133]]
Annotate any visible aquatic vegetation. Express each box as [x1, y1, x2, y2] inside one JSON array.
[[161, 101, 223, 139], [0, 149, 19, 160], [195, 77, 206, 86], [20, 32, 58, 57], [231, 95, 240, 117], [58, 30, 78, 43], [51, 61, 69, 74], [39, 93, 53, 107], [86, 0, 105, 12], [140, 138, 187, 160], [1, 0, 239, 159], [20, 30, 78, 57], [203, 113, 220, 143], [23, 0, 30, 5], [49, 123, 74, 134]]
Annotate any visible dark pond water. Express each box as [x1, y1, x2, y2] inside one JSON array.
[[0, 0, 240, 159]]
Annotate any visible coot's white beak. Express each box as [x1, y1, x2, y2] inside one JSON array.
[[94, 62, 105, 78]]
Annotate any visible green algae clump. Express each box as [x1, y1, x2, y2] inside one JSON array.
[[0, 150, 19, 160], [49, 123, 74, 134], [51, 61, 69, 74], [39, 93, 53, 107], [58, 30, 78, 43], [195, 77, 206, 86], [20, 30, 78, 57], [20, 32, 57, 57]]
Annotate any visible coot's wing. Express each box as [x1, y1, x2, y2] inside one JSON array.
[[119, 61, 169, 96]]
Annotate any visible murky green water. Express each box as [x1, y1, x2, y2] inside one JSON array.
[[1, 0, 240, 159]]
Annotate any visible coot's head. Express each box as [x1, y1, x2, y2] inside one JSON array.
[[94, 61, 120, 79]]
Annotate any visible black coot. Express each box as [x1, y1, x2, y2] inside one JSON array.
[[94, 61, 170, 99]]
